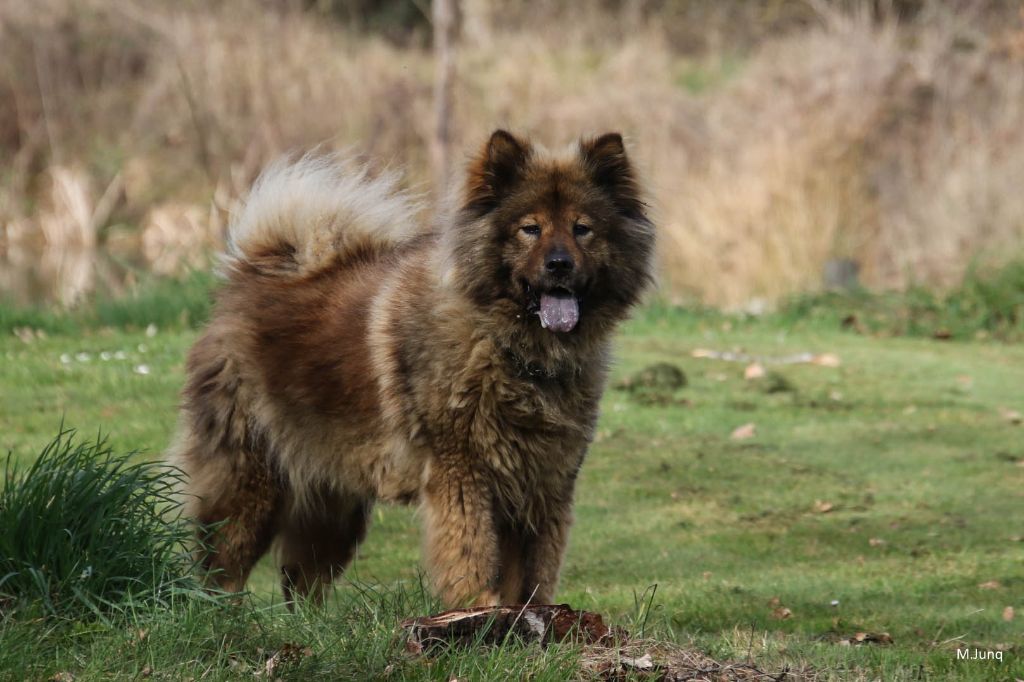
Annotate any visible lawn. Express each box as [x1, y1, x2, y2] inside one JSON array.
[[1, 299, 1022, 680]]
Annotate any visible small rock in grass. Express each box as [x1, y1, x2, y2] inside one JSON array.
[[762, 371, 795, 394], [615, 362, 687, 391]]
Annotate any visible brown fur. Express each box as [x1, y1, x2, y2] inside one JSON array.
[[170, 131, 655, 607]]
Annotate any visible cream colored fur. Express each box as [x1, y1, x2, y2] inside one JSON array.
[[224, 154, 420, 275]]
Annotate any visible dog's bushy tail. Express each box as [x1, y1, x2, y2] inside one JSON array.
[[224, 154, 420, 277]]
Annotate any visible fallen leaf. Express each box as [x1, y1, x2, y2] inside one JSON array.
[[869, 538, 886, 547], [744, 362, 766, 380], [50, 674, 74, 682], [1003, 606, 1015, 622], [813, 500, 835, 514], [771, 607, 792, 620], [730, 423, 756, 440], [999, 407, 1022, 425], [620, 653, 655, 671], [812, 353, 841, 367], [261, 643, 313, 677], [979, 580, 1002, 590]]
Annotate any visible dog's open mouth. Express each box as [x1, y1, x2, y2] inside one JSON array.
[[537, 288, 579, 333]]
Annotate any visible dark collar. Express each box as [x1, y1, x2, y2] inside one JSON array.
[[502, 346, 560, 383]]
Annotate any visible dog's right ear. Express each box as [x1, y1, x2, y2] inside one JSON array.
[[463, 130, 532, 214]]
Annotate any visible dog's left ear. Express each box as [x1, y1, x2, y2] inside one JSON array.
[[464, 129, 532, 215], [579, 133, 646, 220]]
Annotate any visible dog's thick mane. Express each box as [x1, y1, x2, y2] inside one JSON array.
[[224, 154, 421, 276]]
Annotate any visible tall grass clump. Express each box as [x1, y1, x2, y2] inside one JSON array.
[[780, 256, 1024, 341], [0, 428, 199, 620]]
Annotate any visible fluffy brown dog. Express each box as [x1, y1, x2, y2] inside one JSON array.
[[170, 130, 655, 607]]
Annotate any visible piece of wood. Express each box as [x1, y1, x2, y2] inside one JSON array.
[[401, 604, 614, 653]]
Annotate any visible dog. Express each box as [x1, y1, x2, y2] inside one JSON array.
[[170, 130, 655, 607]]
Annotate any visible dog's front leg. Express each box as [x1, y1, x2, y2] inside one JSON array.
[[421, 460, 500, 607], [519, 502, 574, 604]]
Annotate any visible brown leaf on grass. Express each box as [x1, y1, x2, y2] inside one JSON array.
[[979, 580, 1002, 590], [261, 643, 313, 678], [846, 632, 893, 645], [730, 423, 756, 440], [813, 500, 835, 513], [767, 596, 793, 619], [744, 362, 766, 380], [812, 353, 841, 367], [868, 537, 886, 547], [620, 653, 656, 671], [1003, 606, 1015, 621], [999, 407, 1023, 425], [49, 674, 74, 682]]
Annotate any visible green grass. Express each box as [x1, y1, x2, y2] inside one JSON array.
[[0, 429, 200, 620], [1, 280, 1023, 679], [0, 269, 215, 337]]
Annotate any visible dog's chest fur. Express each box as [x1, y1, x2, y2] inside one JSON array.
[[369, 267, 606, 526]]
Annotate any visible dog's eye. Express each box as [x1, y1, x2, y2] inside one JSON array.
[[573, 223, 592, 237], [520, 224, 541, 237]]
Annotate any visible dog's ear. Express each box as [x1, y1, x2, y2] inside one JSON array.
[[464, 130, 532, 214], [580, 133, 646, 220]]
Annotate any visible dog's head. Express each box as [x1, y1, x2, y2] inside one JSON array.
[[449, 130, 655, 336]]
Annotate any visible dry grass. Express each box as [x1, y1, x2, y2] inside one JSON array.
[[2, 0, 1023, 307]]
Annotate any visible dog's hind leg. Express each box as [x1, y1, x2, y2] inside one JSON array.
[[276, 491, 371, 606], [182, 446, 284, 594]]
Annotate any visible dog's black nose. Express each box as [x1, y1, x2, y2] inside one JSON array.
[[545, 249, 574, 273]]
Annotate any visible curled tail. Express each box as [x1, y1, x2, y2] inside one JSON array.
[[224, 154, 421, 276]]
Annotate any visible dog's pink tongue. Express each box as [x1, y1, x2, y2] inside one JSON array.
[[539, 293, 579, 333]]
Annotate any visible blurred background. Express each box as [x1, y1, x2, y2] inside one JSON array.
[[2, 0, 1023, 311]]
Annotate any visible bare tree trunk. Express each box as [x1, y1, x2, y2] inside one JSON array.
[[431, 0, 459, 197]]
